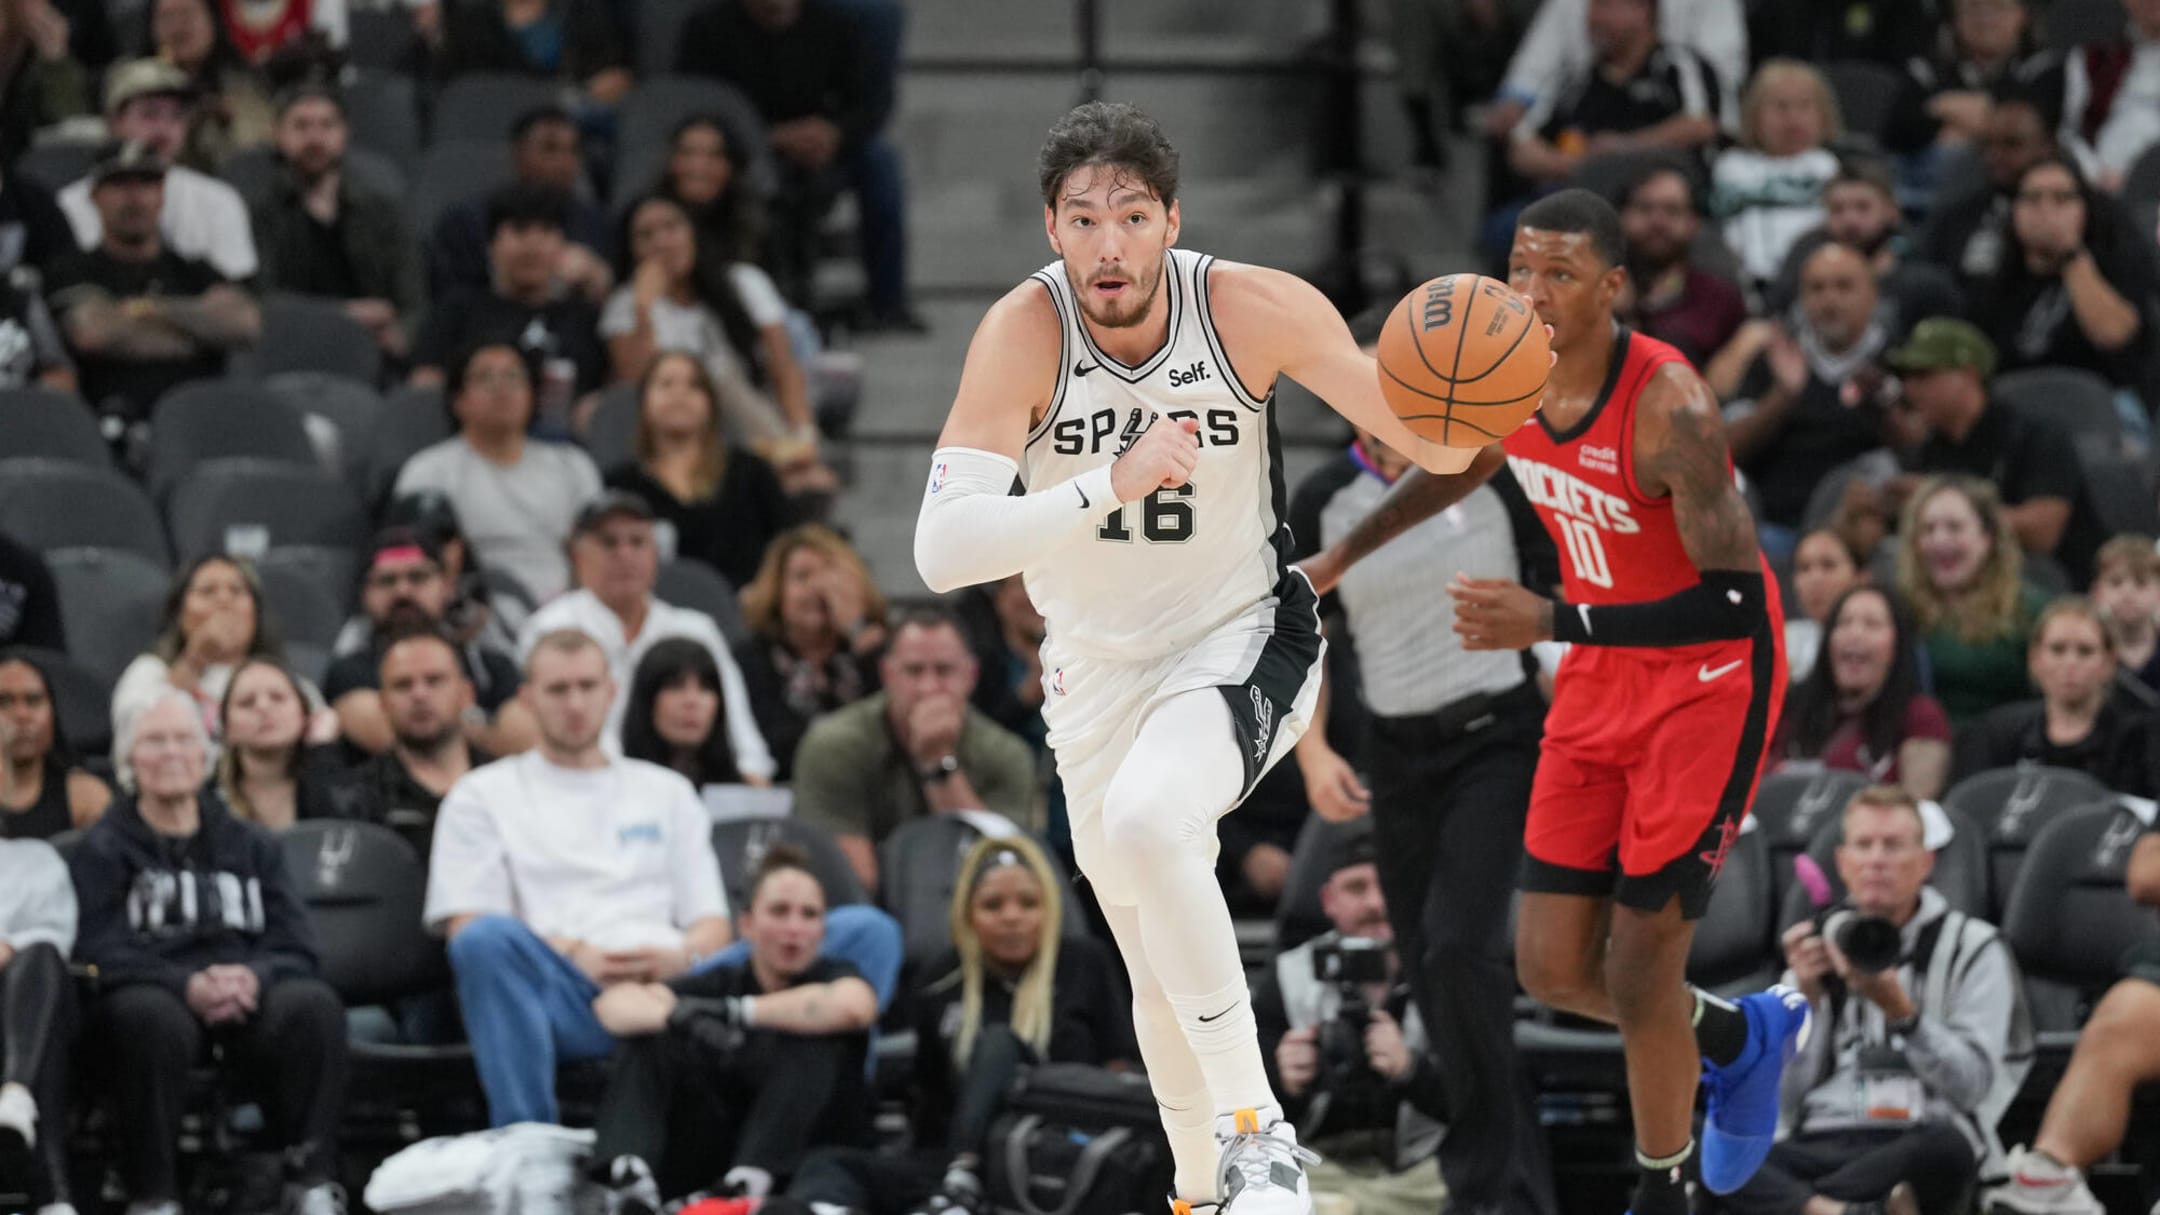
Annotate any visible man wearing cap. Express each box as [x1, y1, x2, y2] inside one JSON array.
[[56, 58, 256, 280], [1253, 824, 1451, 1215], [251, 84, 424, 359], [322, 528, 537, 757], [515, 492, 777, 782], [43, 138, 258, 424], [1874, 318, 2098, 577]]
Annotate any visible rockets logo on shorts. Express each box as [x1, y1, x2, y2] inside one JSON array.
[[928, 462, 948, 495]]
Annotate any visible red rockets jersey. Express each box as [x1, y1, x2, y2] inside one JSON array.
[[1503, 327, 1728, 606]]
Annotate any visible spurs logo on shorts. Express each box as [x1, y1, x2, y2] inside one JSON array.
[[1248, 686, 1274, 761]]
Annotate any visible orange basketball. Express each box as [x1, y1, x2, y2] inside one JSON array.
[[1376, 273, 1551, 447]]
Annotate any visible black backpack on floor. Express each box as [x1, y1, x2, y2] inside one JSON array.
[[982, 1063, 1174, 1215]]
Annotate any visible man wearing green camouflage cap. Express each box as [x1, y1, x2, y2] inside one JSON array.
[[1881, 317, 2094, 575]]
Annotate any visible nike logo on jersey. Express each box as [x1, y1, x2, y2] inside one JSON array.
[[1699, 659, 1744, 682], [1075, 482, 1090, 509], [1073, 360, 1098, 376]]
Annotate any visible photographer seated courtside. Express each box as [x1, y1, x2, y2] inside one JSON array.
[[1255, 825, 1448, 1215], [1723, 786, 2030, 1215]]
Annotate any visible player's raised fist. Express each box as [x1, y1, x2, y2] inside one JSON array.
[[1110, 415, 1200, 502]]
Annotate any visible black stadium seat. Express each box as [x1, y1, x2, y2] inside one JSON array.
[[253, 293, 386, 385], [0, 386, 112, 468], [1942, 765, 2112, 914], [44, 547, 170, 690], [1689, 828, 1779, 993], [655, 559, 748, 648], [166, 460, 369, 569], [710, 813, 868, 919], [0, 459, 172, 567], [147, 381, 320, 500], [2001, 803, 2160, 1042], [1749, 768, 1870, 913]]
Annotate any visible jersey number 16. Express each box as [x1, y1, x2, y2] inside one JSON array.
[[1097, 484, 1196, 544]]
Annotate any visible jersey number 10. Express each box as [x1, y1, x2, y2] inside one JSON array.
[[1556, 516, 1614, 589], [1097, 484, 1196, 544]]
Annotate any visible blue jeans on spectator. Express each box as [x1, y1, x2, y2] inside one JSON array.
[[849, 135, 911, 315], [450, 906, 903, 1126]]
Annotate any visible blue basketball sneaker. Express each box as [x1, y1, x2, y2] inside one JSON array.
[[1699, 985, 1812, 1193]]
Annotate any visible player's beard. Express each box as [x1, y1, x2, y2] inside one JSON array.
[[1070, 253, 1165, 331]]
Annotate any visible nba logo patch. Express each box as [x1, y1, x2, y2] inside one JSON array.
[[1051, 667, 1067, 696], [928, 461, 948, 495]]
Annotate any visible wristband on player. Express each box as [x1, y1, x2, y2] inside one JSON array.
[[1549, 569, 1765, 647]]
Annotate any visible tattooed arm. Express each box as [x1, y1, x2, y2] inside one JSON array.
[[1453, 363, 1767, 651], [1633, 362, 1761, 573], [1294, 444, 1507, 595]]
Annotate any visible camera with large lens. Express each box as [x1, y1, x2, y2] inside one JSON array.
[[1308, 936, 1392, 1102], [1817, 905, 1903, 974]]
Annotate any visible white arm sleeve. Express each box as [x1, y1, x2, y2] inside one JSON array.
[[914, 446, 1122, 593]]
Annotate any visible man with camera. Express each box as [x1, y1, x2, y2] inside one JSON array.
[[1730, 786, 2027, 1215], [1254, 827, 1448, 1215]]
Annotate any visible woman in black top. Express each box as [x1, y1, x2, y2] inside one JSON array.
[[1971, 157, 2157, 394], [734, 524, 886, 780], [0, 650, 110, 839], [1953, 597, 2160, 792], [783, 835, 1135, 1215], [214, 657, 355, 831], [605, 350, 795, 590], [620, 638, 744, 788], [70, 691, 347, 1212], [589, 844, 878, 1205]]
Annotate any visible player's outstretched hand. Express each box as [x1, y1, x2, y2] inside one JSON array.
[[1447, 573, 1554, 651], [1110, 415, 1200, 502]]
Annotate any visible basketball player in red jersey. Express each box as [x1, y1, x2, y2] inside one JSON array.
[[1298, 189, 1811, 1215]]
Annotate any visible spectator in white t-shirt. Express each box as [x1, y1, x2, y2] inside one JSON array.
[[516, 491, 776, 783], [423, 628, 733, 1128], [393, 342, 604, 603], [1483, 0, 1745, 141], [1711, 60, 1844, 294], [57, 58, 257, 280]]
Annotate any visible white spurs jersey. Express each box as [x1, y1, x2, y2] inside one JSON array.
[[1019, 249, 1293, 661]]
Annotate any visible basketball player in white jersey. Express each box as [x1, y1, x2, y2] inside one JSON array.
[[913, 102, 1484, 1215]]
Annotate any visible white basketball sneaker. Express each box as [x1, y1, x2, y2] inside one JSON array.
[[1987, 1146, 2104, 1215], [1213, 1108, 1317, 1215]]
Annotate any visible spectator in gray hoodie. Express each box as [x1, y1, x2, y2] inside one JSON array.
[[1726, 785, 2028, 1215], [0, 835, 78, 1214]]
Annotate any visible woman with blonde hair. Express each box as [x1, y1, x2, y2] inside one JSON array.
[[604, 349, 796, 590], [1896, 475, 2051, 725], [1712, 59, 1843, 292], [780, 834, 1134, 1215], [734, 525, 889, 780]]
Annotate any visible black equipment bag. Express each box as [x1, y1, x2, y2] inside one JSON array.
[[982, 1063, 1173, 1215]]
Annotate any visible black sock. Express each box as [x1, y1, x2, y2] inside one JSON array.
[[1693, 987, 1750, 1067], [1632, 1141, 1693, 1215]]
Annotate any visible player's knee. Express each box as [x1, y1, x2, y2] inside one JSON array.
[[2082, 978, 2160, 1059], [1516, 947, 1598, 1012], [1100, 775, 1214, 863]]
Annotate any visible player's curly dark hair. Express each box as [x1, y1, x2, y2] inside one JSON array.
[[1037, 102, 1180, 211]]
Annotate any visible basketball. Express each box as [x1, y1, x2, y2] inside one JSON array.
[[1376, 274, 1551, 447]]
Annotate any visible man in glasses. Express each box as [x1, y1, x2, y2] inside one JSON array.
[[322, 528, 539, 756]]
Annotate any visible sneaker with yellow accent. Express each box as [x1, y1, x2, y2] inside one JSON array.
[[1213, 1108, 1317, 1215]]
